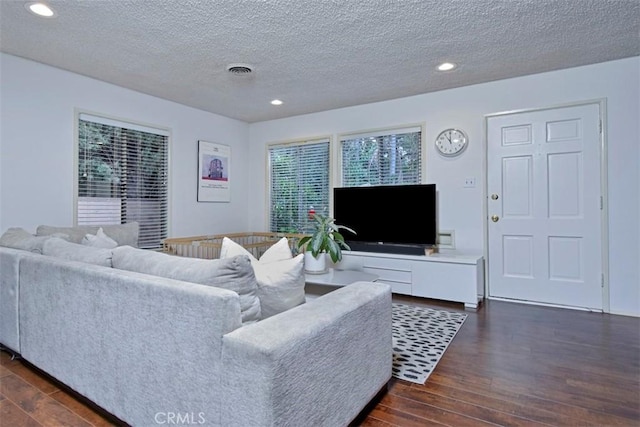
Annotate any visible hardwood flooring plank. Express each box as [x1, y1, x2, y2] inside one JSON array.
[[393, 380, 559, 426], [488, 375, 640, 424], [418, 377, 601, 426], [428, 370, 637, 426], [49, 389, 124, 427], [0, 374, 92, 427], [356, 418, 394, 427], [378, 393, 500, 427], [365, 405, 448, 427], [0, 398, 43, 427], [0, 359, 60, 395], [0, 364, 13, 379]]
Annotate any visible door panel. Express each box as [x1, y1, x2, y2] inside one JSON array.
[[503, 156, 533, 217], [487, 103, 602, 310]]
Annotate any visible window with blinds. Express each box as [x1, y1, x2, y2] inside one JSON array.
[[268, 138, 330, 234], [340, 126, 422, 187], [76, 113, 169, 249]]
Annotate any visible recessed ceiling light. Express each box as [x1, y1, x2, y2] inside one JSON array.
[[25, 2, 56, 17], [271, 99, 283, 106], [437, 62, 457, 71]]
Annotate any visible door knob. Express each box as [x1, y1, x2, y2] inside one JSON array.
[[491, 194, 499, 200], [491, 215, 499, 222]]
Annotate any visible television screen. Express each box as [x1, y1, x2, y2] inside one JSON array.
[[333, 184, 437, 255]]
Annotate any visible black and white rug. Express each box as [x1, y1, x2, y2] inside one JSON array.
[[392, 303, 467, 384]]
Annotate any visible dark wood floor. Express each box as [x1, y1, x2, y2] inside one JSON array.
[[1, 296, 639, 426]]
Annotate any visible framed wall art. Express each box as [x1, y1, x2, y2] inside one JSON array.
[[197, 140, 230, 202]]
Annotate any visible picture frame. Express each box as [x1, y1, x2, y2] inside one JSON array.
[[197, 140, 230, 202]]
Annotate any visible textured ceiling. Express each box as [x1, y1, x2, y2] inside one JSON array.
[[1, 0, 638, 123]]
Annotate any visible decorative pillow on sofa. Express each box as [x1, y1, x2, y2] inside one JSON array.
[[221, 236, 293, 262], [36, 222, 139, 247], [221, 237, 306, 319], [111, 246, 261, 323], [255, 236, 294, 263], [43, 237, 113, 267], [81, 227, 118, 249], [0, 227, 68, 254]]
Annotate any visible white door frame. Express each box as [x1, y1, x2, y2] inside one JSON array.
[[482, 99, 610, 312]]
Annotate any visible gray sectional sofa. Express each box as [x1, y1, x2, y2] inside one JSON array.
[[0, 225, 392, 426]]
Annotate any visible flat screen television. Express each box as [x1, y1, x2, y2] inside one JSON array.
[[333, 183, 437, 256]]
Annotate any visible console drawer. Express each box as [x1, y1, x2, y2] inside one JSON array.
[[362, 257, 412, 271], [363, 266, 411, 284], [362, 262, 412, 295]]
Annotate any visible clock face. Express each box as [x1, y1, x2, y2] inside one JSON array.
[[435, 129, 468, 157]]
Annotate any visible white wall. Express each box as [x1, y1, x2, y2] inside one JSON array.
[[247, 57, 640, 316], [0, 53, 251, 238]]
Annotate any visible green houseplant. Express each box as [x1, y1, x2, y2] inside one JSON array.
[[298, 213, 355, 273]]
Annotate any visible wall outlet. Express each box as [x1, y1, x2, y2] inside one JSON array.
[[464, 177, 476, 188]]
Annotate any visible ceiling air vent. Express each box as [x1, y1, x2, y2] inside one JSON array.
[[226, 63, 253, 76]]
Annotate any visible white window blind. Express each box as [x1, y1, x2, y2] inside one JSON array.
[[268, 139, 330, 233], [341, 126, 422, 187], [77, 113, 169, 249]]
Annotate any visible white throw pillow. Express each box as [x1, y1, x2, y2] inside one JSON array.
[[258, 237, 294, 262], [81, 227, 118, 249], [220, 236, 293, 262], [220, 237, 305, 319]]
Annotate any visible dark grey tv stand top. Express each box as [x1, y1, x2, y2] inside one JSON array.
[[346, 241, 431, 256]]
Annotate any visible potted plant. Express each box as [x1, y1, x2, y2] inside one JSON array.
[[298, 213, 355, 273]]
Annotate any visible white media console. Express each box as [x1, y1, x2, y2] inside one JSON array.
[[334, 251, 485, 310]]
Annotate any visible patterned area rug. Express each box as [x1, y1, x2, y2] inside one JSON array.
[[392, 303, 467, 384]]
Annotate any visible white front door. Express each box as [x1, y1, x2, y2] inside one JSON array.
[[486, 103, 604, 310]]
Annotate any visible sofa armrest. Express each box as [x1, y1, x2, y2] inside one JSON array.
[[221, 281, 392, 427]]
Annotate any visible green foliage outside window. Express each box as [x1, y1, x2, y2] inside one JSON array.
[[78, 120, 166, 199], [341, 131, 421, 187], [269, 141, 329, 234]]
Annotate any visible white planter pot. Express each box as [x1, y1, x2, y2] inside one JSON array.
[[304, 252, 327, 274]]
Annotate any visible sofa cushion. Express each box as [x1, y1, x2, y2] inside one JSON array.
[[43, 237, 114, 267], [111, 246, 261, 323], [81, 227, 118, 249], [36, 222, 139, 247], [221, 237, 305, 319], [0, 227, 68, 254]]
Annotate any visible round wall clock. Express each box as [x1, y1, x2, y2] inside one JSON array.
[[435, 128, 468, 157]]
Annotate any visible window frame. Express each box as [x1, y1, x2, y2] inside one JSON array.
[[73, 109, 171, 249], [266, 135, 333, 233]]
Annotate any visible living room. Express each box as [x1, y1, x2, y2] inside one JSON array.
[[1, 1, 639, 426], [2, 47, 639, 317]]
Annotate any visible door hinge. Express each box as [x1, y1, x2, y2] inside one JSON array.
[[599, 120, 602, 134], [600, 196, 603, 210], [601, 274, 605, 287]]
